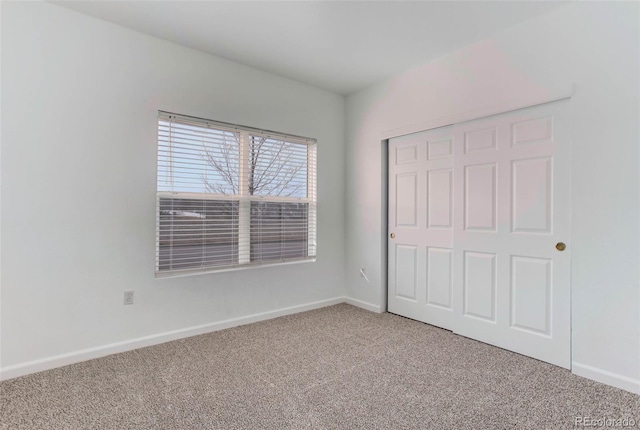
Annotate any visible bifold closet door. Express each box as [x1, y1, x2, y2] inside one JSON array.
[[388, 100, 571, 368]]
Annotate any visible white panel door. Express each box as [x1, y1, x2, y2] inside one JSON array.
[[388, 126, 454, 330], [452, 100, 571, 368], [388, 99, 571, 369]]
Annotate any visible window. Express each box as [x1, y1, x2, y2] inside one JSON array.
[[156, 111, 317, 275]]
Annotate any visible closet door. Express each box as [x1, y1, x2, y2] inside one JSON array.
[[388, 126, 454, 330], [388, 99, 571, 369], [451, 100, 571, 368]]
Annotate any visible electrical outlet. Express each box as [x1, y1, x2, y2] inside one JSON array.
[[124, 290, 134, 305]]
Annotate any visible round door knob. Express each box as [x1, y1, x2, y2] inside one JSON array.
[[390, 233, 395, 239], [556, 242, 566, 251]]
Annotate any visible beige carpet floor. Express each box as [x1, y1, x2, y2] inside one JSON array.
[[1, 304, 638, 429]]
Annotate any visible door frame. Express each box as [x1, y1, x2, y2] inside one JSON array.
[[380, 139, 389, 313], [381, 88, 574, 324]]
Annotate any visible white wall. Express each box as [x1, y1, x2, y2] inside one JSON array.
[[345, 2, 640, 393], [0, 1, 346, 377]]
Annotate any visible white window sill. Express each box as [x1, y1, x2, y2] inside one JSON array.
[[154, 257, 317, 279]]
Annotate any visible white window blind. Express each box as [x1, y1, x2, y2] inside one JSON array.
[[156, 111, 317, 275]]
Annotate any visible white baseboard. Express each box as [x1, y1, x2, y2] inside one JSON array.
[[572, 362, 640, 394], [345, 297, 383, 313], [0, 296, 346, 381]]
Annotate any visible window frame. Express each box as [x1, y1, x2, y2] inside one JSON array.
[[155, 111, 317, 277]]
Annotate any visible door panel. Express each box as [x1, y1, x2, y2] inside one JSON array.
[[427, 169, 453, 229], [426, 247, 453, 309], [511, 157, 552, 233], [395, 245, 418, 301], [464, 163, 497, 231], [388, 126, 454, 330], [396, 173, 418, 227], [512, 115, 553, 146], [464, 127, 497, 153], [510, 256, 551, 335], [463, 251, 497, 322], [389, 99, 571, 369], [427, 138, 452, 160]]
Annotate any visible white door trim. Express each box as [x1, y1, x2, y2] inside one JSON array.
[[380, 87, 574, 141]]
